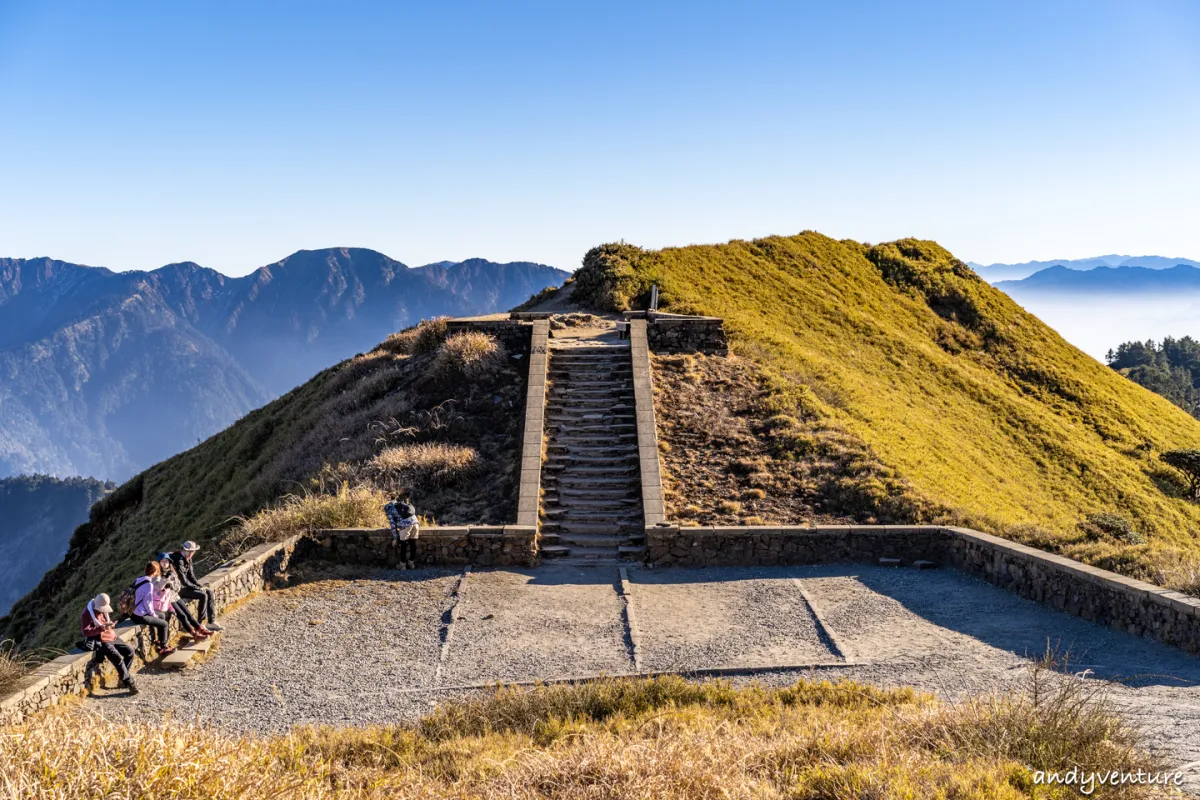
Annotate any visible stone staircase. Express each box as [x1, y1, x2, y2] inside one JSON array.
[[540, 343, 645, 562]]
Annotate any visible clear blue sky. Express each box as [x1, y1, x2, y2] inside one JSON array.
[[1, 1, 1198, 275]]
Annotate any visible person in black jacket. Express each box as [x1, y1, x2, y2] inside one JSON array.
[[170, 541, 224, 632]]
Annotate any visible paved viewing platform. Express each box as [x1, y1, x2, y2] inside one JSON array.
[[85, 562, 1200, 782]]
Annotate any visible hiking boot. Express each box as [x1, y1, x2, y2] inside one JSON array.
[[406, 561, 416, 570], [191, 630, 210, 640], [123, 679, 140, 695], [206, 622, 224, 632], [159, 647, 176, 657]]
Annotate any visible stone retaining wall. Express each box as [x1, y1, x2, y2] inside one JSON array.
[[0, 536, 301, 727], [304, 526, 539, 568], [645, 316, 728, 354], [645, 524, 1200, 653], [444, 319, 534, 354], [644, 525, 944, 567]]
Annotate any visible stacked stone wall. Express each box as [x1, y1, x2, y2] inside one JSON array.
[[444, 319, 533, 354], [645, 317, 727, 354], [305, 526, 539, 568]]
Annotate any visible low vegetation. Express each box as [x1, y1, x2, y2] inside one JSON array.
[[0, 640, 32, 696], [431, 331, 507, 380], [2, 673, 1162, 799], [654, 352, 934, 525], [581, 234, 1200, 593], [2, 319, 526, 651]]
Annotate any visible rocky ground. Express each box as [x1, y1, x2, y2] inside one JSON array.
[[85, 562, 1200, 787]]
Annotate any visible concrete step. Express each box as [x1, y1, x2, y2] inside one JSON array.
[[546, 423, 637, 434], [545, 412, 635, 424], [555, 545, 621, 559], [619, 545, 645, 559], [542, 464, 638, 475], [543, 496, 639, 509], [540, 545, 571, 558], [543, 475, 639, 487], [547, 444, 636, 454], [538, 532, 561, 545], [558, 533, 634, 547], [543, 484, 639, 496], [159, 633, 217, 668], [546, 433, 638, 446], [542, 521, 645, 535]]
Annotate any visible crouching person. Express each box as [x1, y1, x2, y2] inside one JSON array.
[[131, 561, 175, 657], [384, 498, 420, 569], [81, 593, 138, 695], [170, 541, 223, 632]]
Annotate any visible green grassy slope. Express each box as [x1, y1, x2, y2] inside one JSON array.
[[580, 234, 1200, 589], [2, 326, 526, 650]]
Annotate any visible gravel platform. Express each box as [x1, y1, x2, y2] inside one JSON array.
[[81, 562, 1200, 786], [88, 566, 461, 732], [438, 565, 632, 684], [627, 566, 834, 671]]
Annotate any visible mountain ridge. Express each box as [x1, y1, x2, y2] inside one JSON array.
[[996, 264, 1200, 295], [969, 254, 1200, 283], [0, 248, 567, 480]]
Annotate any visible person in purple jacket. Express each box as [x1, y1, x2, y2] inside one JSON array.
[[131, 561, 175, 656]]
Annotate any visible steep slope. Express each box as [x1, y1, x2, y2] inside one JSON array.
[[578, 234, 1200, 589], [0, 250, 566, 479], [0, 322, 527, 650], [0, 475, 112, 616]]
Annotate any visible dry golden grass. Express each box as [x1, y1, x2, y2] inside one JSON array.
[[0, 639, 32, 695], [432, 332, 506, 380], [380, 317, 449, 356], [369, 442, 478, 492], [222, 483, 388, 551], [3, 674, 1164, 799]]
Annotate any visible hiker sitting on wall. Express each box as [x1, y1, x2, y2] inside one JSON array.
[[384, 498, 420, 569], [156, 552, 209, 640], [79, 593, 138, 695], [170, 541, 224, 632], [130, 561, 176, 657]]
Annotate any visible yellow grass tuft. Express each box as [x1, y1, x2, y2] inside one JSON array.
[[379, 317, 449, 356], [223, 483, 388, 551], [0, 640, 32, 696], [369, 442, 479, 492], [432, 332, 506, 380]]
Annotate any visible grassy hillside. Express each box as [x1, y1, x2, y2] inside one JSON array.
[[580, 235, 1200, 591], [1, 322, 527, 650]]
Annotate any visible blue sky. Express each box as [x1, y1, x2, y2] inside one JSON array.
[[1, 1, 1198, 275]]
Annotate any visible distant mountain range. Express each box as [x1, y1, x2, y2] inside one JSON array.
[[970, 255, 1200, 283], [996, 264, 1200, 296], [0, 248, 567, 480], [0, 475, 112, 615]]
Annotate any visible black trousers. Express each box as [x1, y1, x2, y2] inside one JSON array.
[[397, 538, 418, 564], [170, 600, 202, 633], [90, 640, 134, 683], [131, 613, 168, 647], [179, 586, 216, 624]]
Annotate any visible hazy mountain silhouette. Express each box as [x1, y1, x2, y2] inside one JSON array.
[[0, 249, 567, 480], [995, 264, 1200, 295], [970, 255, 1200, 283]]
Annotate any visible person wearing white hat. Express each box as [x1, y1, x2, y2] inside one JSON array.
[[170, 541, 224, 633], [79, 593, 137, 694]]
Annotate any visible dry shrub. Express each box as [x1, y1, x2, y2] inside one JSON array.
[[379, 317, 448, 356], [0, 640, 33, 695], [432, 332, 506, 380], [222, 483, 387, 552], [369, 442, 478, 493]]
